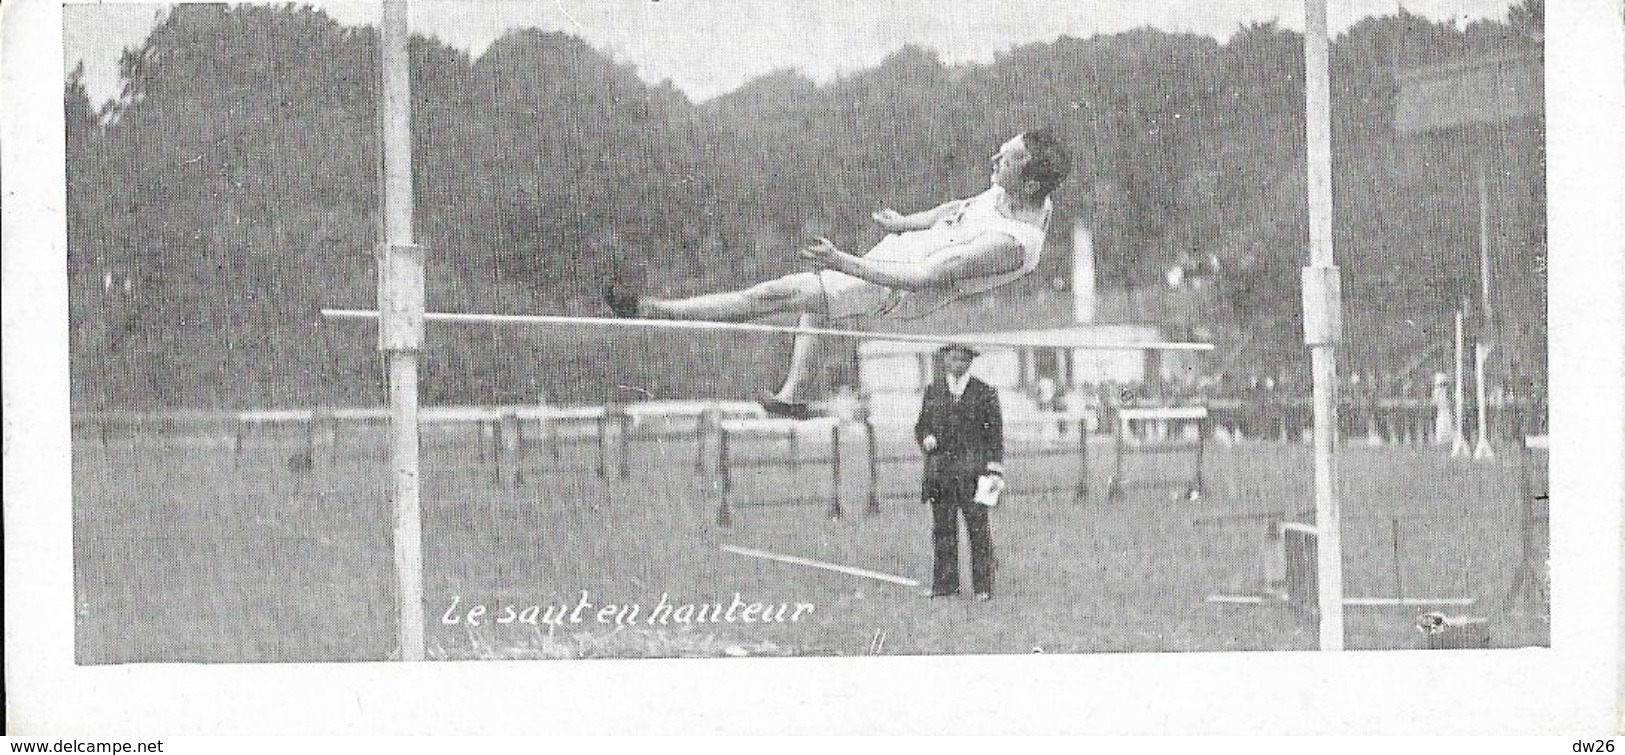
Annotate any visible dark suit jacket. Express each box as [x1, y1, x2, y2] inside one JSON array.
[[915, 376, 1004, 480]]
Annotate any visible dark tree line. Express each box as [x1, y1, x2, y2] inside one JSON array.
[[66, 2, 1545, 409]]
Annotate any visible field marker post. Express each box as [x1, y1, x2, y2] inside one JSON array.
[[1473, 340, 1495, 460], [717, 427, 733, 527], [479, 420, 498, 482], [377, 0, 425, 662], [695, 405, 713, 474], [863, 419, 880, 515], [1191, 414, 1206, 499], [302, 410, 319, 473], [1105, 412, 1125, 502], [828, 422, 843, 519], [500, 411, 522, 487], [1302, 0, 1345, 650], [594, 414, 607, 479], [1452, 309, 1470, 457], [325, 409, 341, 466], [1391, 517, 1406, 600], [1074, 409, 1090, 502], [537, 398, 558, 464], [617, 409, 632, 480], [789, 425, 800, 475]]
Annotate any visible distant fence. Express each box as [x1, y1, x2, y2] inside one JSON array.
[[1178, 396, 1546, 444], [73, 396, 1541, 515], [72, 401, 767, 485]]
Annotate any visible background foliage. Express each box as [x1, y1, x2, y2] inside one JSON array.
[[65, 2, 1546, 408]]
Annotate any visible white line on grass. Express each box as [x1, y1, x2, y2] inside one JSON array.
[[1205, 595, 1268, 604], [720, 544, 920, 587], [1205, 594, 1477, 607], [1341, 596, 1478, 607]]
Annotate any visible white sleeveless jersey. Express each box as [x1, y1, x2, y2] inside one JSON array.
[[864, 186, 1051, 320]]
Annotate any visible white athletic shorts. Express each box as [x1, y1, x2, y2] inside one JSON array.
[[811, 232, 937, 319], [813, 270, 899, 319]]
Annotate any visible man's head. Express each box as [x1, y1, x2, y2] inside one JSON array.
[[991, 128, 1072, 201], [937, 344, 979, 379]]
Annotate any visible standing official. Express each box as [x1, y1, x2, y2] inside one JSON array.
[[916, 344, 1005, 601]]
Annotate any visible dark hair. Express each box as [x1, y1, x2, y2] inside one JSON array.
[[1020, 127, 1072, 198]]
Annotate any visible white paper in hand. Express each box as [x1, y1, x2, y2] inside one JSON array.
[[974, 474, 1005, 507]]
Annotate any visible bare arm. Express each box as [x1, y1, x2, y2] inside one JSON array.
[[871, 198, 966, 233], [800, 233, 1023, 291]]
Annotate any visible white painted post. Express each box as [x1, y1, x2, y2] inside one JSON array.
[[378, 0, 425, 662], [1473, 161, 1496, 460], [1302, 0, 1345, 651], [1452, 308, 1471, 458], [1072, 222, 1096, 324], [1474, 343, 1494, 459]]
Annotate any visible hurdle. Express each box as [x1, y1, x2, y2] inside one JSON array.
[[713, 411, 1101, 526], [715, 418, 845, 525], [470, 402, 757, 487], [863, 415, 1092, 504], [78, 409, 233, 453], [1205, 518, 1478, 613], [232, 408, 339, 472], [1103, 405, 1207, 503], [344, 404, 620, 487]]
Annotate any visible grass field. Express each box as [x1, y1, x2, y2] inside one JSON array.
[[71, 416, 1549, 664]]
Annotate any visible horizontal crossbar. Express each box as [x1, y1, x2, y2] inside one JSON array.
[[321, 309, 1216, 352]]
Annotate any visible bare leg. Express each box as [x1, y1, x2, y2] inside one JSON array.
[[773, 313, 824, 403], [618, 271, 850, 419], [641, 273, 828, 322]]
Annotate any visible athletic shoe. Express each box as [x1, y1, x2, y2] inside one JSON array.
[[602, 284, 640, 318], [975, 592, 993, 602], [920, 590, 959, 599], [757, 395, 811, 421]]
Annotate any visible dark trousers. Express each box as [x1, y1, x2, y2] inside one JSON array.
[[926, 474, 995, 595]]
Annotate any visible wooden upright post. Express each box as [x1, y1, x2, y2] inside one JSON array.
[[1302, 0, 1345, 651], [378, 0, 425, 662]]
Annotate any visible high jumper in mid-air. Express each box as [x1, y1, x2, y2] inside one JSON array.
[[605, 128, 1072, 419]]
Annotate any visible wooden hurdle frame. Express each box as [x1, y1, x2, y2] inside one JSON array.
[[1103, 405, 1208, 503], [1204, 517, 1478, 615], [715, 419, 845, 526], [725, 414, 1096, 526]]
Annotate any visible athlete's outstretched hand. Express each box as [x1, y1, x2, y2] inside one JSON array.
[[871, 208, 909, 232], [799, 237, 842, 268]]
